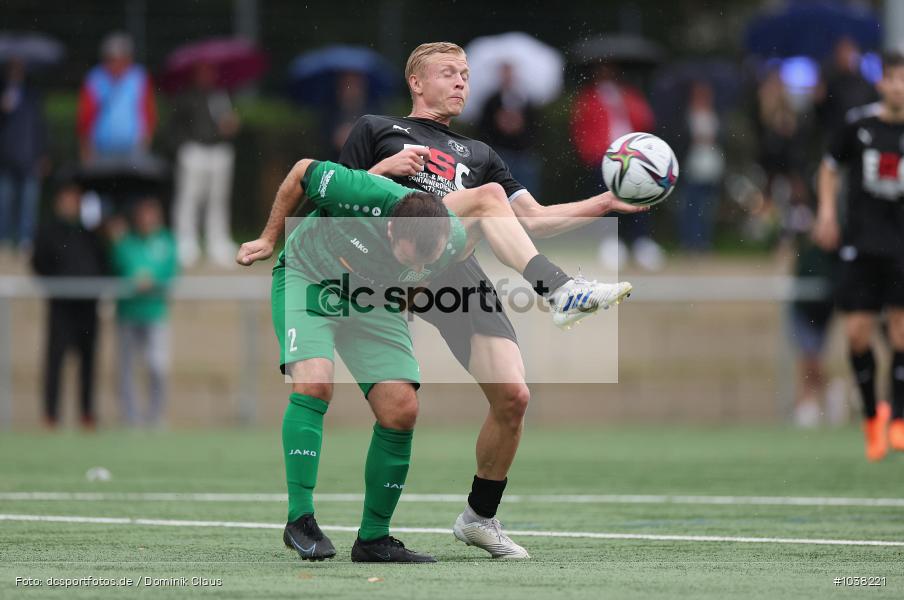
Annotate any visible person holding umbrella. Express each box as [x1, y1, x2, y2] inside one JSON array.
[[288, 45, 397, 159], [161, 37, 265, 267], [339, 41, 646, 559], [166, 61, 242, 268]]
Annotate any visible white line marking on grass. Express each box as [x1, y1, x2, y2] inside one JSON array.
[[2, 492, 904, 508], [1, 513, 902, 548]]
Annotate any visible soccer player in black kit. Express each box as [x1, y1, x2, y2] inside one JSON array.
[[339, 42, 647, 557], [815, 50, 904, 462]]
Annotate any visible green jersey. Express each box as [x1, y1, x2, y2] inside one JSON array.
[[280, 161, 467, 293], [111, 229, 179, 323]]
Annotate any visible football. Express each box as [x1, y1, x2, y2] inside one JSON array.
[[602, 132, 679, 206]]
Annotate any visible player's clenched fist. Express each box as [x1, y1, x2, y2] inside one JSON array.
[[236, 238, 274, 266], [371, 146, 430, 177]]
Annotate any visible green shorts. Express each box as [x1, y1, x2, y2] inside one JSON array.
[[271, 261, 420, 397]]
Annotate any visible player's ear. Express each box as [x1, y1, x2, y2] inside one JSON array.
[[409, 74, 421, 95]]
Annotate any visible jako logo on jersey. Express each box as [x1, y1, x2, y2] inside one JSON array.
[[289, 449, 317, 457], [447, 139, 470, 158], [393, 124, 411, 134], [319, 169, 335, 197], [384, 482, 405, 489], [350, 238, 369, 253]]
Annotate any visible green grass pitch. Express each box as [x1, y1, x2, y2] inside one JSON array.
[[1, 426, 902, 598]]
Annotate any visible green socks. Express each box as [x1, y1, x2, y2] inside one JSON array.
[[282, 393, 328, 522], [359, 423, 414, 541], [282, 395, 413, 539]]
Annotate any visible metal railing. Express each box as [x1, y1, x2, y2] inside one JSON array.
[[0, 274, 831, 429]]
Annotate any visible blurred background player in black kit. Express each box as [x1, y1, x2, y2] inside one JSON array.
[[814, 49, 904, 462], [31, 181, 107, 429]]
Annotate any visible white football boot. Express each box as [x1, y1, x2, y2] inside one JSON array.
[[453, 508, 530, 559], [549, 276, 632, 330]]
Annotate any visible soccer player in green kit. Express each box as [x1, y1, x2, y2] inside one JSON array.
[[237, 158, 632, 562]]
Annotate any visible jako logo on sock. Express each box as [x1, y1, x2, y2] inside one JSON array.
[[384, 482, 405, 489], [289, 449, 317, 457]]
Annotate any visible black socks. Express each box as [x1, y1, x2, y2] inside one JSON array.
[[892, 352, 904, 420], [850, 350, 877, 418], [523, 254, 571, 298], [468, 475, 507, 519]]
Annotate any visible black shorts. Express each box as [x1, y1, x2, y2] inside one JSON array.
[[416, 254, 518, 368], [836, 253, 904, 312]]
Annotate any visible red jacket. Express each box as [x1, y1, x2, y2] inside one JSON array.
[[570, 82, 655, 167]]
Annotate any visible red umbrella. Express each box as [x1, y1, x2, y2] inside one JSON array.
[[160, 37, 267, 93]]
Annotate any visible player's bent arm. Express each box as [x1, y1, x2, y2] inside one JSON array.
[[510, 191, 649, 238], [813, 157, 841, 251], [236, 158, 315, 266]]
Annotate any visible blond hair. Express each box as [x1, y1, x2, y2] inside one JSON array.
[[405, 42, 466, 82]]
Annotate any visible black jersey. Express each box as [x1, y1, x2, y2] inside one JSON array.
[[827, 103, 904, 257], [338, 114, 527, 201]]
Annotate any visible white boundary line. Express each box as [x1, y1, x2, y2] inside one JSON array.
[[1, 514, 902, 548], [2, 492, 904, 508]]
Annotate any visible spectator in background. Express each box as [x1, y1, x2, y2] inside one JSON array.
[[166, 62, 240, 268], [570, 63, 664, 271], [109, 196, 178, 428], [674, 80, 724, 252], [476, 62, 541, 194], [77, 32, 157, 164], [788, 228, 838, 427], [325, 70, 370, 159], [31, 182, 107, 430], [754, 68, 808, 215], [815, 37, 878, 137], [0, 58, 48, 254]]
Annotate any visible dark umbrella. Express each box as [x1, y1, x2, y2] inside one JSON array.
[[0, 32, 64, 69], [72, 155, 169, 198], [160, 37, 267, 93], [745, 1, 880, 60], [288, 45, 398, 106], [569, 33, 665, 65]]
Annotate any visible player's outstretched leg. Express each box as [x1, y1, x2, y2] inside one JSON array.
[[444, 184, 632, 330]]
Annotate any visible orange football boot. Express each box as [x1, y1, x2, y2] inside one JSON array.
[[888, 413, 904, 451], [864, 403, 890, 462]]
